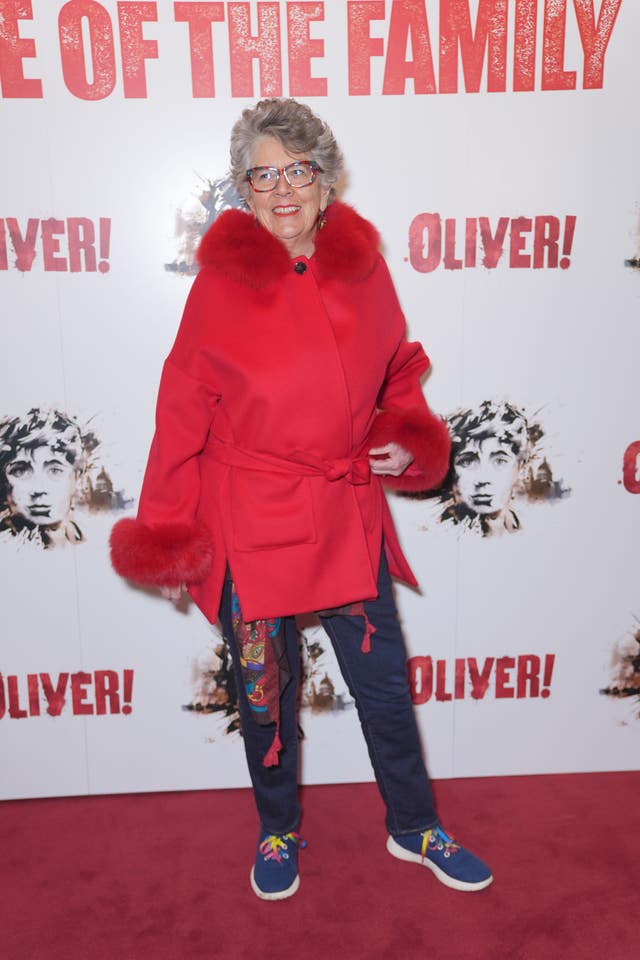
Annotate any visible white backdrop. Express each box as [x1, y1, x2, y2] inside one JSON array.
[[1, 0, 639, 800]]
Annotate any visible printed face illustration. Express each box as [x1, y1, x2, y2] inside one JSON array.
[[5, 445, 76, 526], [453, 437, 520, 516]]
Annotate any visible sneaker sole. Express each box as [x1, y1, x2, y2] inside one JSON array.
[[250, 866, 300, 901], [386, 836, 493, 892]]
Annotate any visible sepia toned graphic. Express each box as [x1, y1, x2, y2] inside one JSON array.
[[183, 636, 240, 734], [414, 400, 570, 537], [165, 174, 249, 275], [183, 620, 354, 740], [601, 620, 640, 719], [0, 408, 132, 549], [299, 622, 355, 716]]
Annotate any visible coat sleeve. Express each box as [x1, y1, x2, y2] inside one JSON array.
[[365, 265, 451, 493], [110, 274, 220, 587]]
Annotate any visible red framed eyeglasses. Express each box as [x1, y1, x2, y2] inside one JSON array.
[[246, 160, 322, 192]]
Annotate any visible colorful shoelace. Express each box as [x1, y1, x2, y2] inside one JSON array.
[[258, 832, 307, 863], [420, 826, 462, 861]]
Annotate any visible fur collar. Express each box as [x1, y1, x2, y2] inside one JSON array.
[[196, 200, 380, 288]]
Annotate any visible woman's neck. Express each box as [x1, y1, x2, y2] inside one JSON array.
[[281, 231, 317, 260]]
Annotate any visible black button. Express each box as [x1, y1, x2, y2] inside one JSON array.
[[294, 261, 307, 274]]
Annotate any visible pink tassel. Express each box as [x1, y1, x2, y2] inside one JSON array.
[[361, 612, 376, 653], [263, 724, 283, 768]]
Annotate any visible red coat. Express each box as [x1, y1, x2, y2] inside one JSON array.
[[111, 201, 450, 622]]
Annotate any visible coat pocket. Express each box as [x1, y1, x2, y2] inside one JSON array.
[[230, 469, 317, 551]]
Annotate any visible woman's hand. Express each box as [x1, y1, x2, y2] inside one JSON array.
[[368, 442, 414, 477], [160, 584, 185, 603]]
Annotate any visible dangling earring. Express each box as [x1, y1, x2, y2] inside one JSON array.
[[318, 209, 327, 230]]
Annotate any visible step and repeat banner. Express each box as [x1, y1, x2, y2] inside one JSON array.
[[1, 0, 639, 799]]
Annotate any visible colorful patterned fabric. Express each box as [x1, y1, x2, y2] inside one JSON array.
[[229, 582, 376, 766], [230, 581, 291, 766]]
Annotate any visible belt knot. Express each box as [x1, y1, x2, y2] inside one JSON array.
[[324, 457, 370, 485]]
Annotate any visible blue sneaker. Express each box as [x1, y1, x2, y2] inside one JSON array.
[[387, 825, 493, 892], [250, 831, 306, 900]]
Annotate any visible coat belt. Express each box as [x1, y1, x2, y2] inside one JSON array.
[[207, 437, 371, 485]]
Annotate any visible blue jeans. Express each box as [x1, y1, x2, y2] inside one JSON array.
[[218, 551, 438, 836]]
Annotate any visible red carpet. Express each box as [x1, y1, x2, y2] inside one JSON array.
[[2, 772, 637, 960]]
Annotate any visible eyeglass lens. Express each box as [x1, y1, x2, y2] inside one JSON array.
[[249, 162, 316, 191]]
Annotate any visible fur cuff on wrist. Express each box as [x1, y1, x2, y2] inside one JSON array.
[[110, 518, 214, 587], [368, 406, 451, 492]]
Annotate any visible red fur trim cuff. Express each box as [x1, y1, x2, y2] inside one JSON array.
[[367, 407, 451, 492], [110, 518, 214, 587]]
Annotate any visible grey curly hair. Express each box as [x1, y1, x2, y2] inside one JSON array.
[[229, 98, 344, 202]]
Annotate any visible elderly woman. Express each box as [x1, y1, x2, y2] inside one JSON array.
[[111, 98, 492, 900], [0, 408, 94, 548]]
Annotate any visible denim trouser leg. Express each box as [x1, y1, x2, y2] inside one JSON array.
[[320, 552, 439, 836], [218, 576, 301, 835], [219, 552, 437, 838]]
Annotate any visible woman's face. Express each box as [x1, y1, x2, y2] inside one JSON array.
[[4, 445, 76, 526], [246, 137, 330, 258], [453, 436, 520, 516]]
